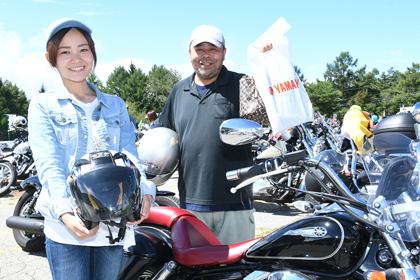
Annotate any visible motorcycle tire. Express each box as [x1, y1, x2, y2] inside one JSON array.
[[0, 161, 17, 197], [12, 189, 45, 252], [154, 195, 180, 208]]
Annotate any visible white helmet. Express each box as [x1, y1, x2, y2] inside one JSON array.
[[12, 116, 27, 129], [137, 127, 180, 186]]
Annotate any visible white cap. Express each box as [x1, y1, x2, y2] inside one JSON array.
[[189, 25, 225, 48], [45, 18, 92, 48]]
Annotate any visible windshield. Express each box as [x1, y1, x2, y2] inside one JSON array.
[[313, 149, 348, 174], [365, 133, 420, 242]]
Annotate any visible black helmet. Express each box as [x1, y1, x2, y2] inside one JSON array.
[[67, 150, 142, 244], [137, 127, 180, 186], [12, 116, 27, 129]]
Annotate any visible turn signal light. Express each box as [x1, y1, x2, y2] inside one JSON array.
[[370, 271, 386, 280]]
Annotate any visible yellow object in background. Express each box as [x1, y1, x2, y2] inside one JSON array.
[[342, 107, 373, 151]]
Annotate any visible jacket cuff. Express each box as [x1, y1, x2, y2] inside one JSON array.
[[141, 180, 156, 201]]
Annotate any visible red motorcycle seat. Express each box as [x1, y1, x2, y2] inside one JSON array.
[[145, 206, 196, 228], [145, 207, 261, 267]]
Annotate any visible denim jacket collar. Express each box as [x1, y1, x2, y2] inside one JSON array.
[[54, 82, 110, 109]]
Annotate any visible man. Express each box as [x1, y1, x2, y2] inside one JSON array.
[[154, 25, 270, 245]]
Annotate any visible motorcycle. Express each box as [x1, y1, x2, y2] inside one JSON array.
[[0, 127, 34, 196], [2, 127, 36, 178], [7, 174, 180, 252], [112, 117, 420, 279], [0, 154, 17, 197], [7, 115, 420, 279]]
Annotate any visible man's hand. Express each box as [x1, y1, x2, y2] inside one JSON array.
[[61, 212, 99, 240], [127, 194, 153, 225], [260, 40, 273, 53]]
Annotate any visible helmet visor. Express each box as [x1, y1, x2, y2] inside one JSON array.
[[70, 166, 140, 221]]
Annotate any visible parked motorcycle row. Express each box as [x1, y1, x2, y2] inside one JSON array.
[[7, 105, 420, 279], [0, 117, 36, 197]]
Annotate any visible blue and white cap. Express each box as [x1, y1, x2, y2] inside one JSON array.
[[45, 18, 92, 48]]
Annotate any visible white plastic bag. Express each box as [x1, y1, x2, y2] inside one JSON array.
[[248, 17, 313, 133]]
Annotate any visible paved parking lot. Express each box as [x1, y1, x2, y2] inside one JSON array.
[[0, 175, 306, 279]]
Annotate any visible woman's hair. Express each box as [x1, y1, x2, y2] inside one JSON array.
[[46, 27, 97, 69], [146, 110, 158, 123]]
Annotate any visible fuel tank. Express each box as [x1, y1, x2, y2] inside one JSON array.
[[14, 142, 30, 155], [245, 212, 372, 277]]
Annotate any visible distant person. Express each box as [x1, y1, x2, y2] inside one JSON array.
[[127, 104, 137, 126], [146, 110, 158, 126], [371, 115, 379, 129]]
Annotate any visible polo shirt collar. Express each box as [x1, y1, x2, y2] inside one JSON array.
[[185, 65, 230, 91]]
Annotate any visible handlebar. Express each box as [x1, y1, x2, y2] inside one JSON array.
[[226, 158, 281, 181]]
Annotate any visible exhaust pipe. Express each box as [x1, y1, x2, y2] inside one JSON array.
[[6, 216, 44, 234]]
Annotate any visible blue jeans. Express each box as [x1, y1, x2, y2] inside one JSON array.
[[45, 237, 124, 280]]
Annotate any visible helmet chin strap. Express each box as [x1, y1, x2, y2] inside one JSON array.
[[104, 217, 128, 244]]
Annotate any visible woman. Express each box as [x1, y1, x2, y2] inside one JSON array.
[[28, 18, 156, 280]]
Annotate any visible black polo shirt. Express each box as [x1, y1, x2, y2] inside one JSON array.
[[154, 66, 253, 211]]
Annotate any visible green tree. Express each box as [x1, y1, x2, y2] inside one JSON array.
[[398, 63, 420, 93], [294, 65, 307, 84], [324, 52, 360, 106], [104, 65, 131, 97], [103, 62, 149, 122], [87, 72, 105, 91], [126, 66, 148, 114], [305, 80, 342, 118], [147, 65, 181, 112], [0, 78, 29, 136], [39, 83, 46, 93]]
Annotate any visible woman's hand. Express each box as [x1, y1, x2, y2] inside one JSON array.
[[127, 194, 153, 226], [61, 212, 99, 240]]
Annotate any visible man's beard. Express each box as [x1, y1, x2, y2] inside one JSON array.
[[194, 63, 223, 81]]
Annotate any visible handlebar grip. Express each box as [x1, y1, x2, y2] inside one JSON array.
[[226, 164, 266, 181]]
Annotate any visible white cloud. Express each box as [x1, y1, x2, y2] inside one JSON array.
[[28, 32, 46, 49], [306, 77, 318, 84], [0, 24, 238, 101], [0, 25, 61, 99], [391, 50, 402, 55], [168, 63, 194, 80], [85, 3, 99, 6]]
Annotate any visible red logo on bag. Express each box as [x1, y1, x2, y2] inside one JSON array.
[[268, 87, 274, 95], [272, 79, 299, 94]]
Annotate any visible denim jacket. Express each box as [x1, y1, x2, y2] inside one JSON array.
[[28, 82, 156, 223]]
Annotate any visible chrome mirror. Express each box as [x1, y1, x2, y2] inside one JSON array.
[[412, 102, 420, 123], [219, 118, 264, 145]]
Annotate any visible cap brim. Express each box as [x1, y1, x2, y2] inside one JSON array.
[[190, 38, 223, 48], [46, 19, 92, 47]]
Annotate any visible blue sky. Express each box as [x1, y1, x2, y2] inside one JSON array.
[[0, 0, 419, 99]]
